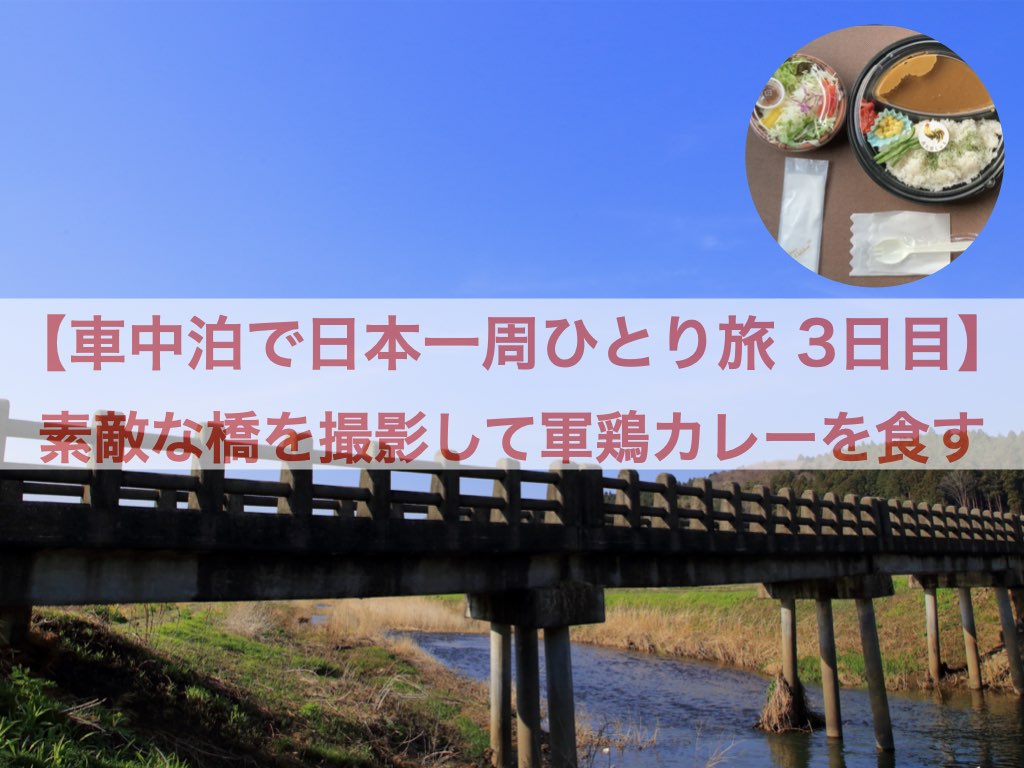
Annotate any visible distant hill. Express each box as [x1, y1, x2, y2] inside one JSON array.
[[703, 431, 1024, 513]]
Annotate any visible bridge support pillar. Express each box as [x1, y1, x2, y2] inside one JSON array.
[[958, 588, 983, 690], [995, 588, 1024, 695], [544, 626, 578, 768], [815, 598, 842, 739], [763, 575, 894, 741], [490, 623, 513, 768], [780, 596, 800, 695], [469, 584, 603, 768], [923, 586, 942, 685], [857, 597, 894, 752], [1011, 588, 1024, 626], [514, 626, 542, 768]]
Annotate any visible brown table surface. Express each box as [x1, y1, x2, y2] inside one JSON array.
[[745, 25, 999, 287]]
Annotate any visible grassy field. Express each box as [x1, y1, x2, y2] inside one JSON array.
[[0, 602, 491, 767], [569, 580, 1018, 692]]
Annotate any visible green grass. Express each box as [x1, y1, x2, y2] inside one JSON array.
[[605, 585, 760, 612], [0, 664, 188, 768], [2, 606, 490, 767]]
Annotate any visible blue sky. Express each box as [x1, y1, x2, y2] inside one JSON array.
[[0, 1, 1019, 299]]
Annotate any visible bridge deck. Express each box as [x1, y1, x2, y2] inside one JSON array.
[[1, 465, 1020, 604]]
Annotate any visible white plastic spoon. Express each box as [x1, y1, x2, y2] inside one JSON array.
[[873, 238, 973, 265]]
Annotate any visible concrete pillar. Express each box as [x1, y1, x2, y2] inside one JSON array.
[[923, 586, 942, 684], [856, 598, 894, 752], [490, 623, 513, 768], [544, 626, 578, 768], [816, 598, 842, 739], [0, 606, 31, 646], [958, 588, 983, 691], [1011, 588, 1024, 626], [995, 588, 1024, 695], [780, 596, 799, 693], [514, 626, 542, 768]]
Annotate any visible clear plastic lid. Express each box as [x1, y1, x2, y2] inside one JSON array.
[[750, 54, 846, 152]]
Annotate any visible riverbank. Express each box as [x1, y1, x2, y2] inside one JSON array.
[[328, 584, 1021, 694], [572, 581, 1019, 693], [0, 602, 491, 767]]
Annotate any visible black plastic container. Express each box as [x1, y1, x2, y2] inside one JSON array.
[[848, 35, 1003, 203]]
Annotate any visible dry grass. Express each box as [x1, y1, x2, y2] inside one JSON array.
[[221, 601, 288, 637], [571, 605, 776, 671], [296, 597, 483, 641], [755, 675, 823, 733], [567, 584, 1019, 692]]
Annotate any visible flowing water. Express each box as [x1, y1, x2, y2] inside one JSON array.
[[410, 632, 1024, 768]]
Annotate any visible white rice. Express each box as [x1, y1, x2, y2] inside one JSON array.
[[884, 119, 1002, 192]]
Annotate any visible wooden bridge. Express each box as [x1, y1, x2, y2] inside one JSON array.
[[2, 399, 1024, 767]]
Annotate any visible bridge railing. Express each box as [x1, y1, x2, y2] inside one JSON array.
[[0, 399, 1020, 555]]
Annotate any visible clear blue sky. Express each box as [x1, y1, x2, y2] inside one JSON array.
[[0, 1, 1018, 299]]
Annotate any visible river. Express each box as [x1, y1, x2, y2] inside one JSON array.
[[409, 632, 1024, 768]]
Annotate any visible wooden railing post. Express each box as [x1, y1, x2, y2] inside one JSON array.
[[842, 493, 860, 544], [548, 465, 581, 528], [0, 399, 29, 645], [653, 473, 677, 530], [492, 459, 522, 525], [779, 487, 798, 537], [970, 507, 984, 546], [84, 410, 122, 512], [900, 499, 916, 540], [804, 489, 821, 543], [982, 508, 995, 542], [0, 399, 23, 504], [930, 503, 946, 543], [617, 469, 641, 529], [700, 478, 716, 547], [822, 492, 839, 539], [958, 506, 972, 546], [993, 509, 1008, 549], [727, 482, 745, 549], [919, 502, 935, 544], [358, 468, 392, 521], [278, 434, 312, 517], [429, 463, 461, 523], [751, 485, 771, 545], [872, 497, 893, 548], [577, 466, 605, 528], [189, 424, 225, 514], [0, 398, 9, 464]]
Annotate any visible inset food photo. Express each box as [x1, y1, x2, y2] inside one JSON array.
[[746, 25, 1003, 287]]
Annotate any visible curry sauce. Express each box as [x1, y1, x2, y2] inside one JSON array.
[[874, 54, 993, 115]]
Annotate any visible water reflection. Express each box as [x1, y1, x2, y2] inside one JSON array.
[[409, 632, 1024, 768], [766, 733, 810, 768], [826, 739, 847, 768]]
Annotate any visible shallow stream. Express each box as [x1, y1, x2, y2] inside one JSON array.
[[411, 632, 1024, 768]]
